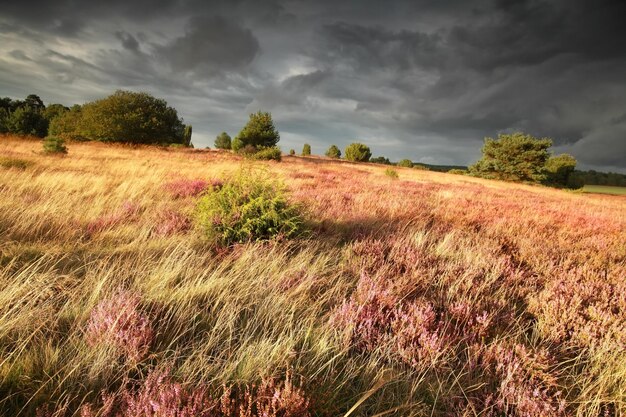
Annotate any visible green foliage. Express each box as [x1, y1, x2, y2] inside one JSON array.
[[5, 106, 48, 137], [370, 156, 391, 165], [0, 108, 8, 133], [302, 143, 311, 156], [344, 142, 371, 162], [42, 136, 68, 154], [215, 132, 232, 149], [236, 111, 280, 149], [71, 90, 185, 144], [289, 149, 295, 156], [469, 132, 552, 183], [543, 153, 577, 188], [48, 105, 84, 140], [232, 137, 244, 152], [385, 168, 399, 179], [0, 156, 34, 170], [568, 170, 626, 187], [397, 159, 412, 168], [412, 164, 430, 170], [448, 169, 467, 175], [43, 104, 69, 122], [194, 171, 303, 245], [325, 145, 341, 159], [182, 125, 193, 147], [251, 146, 282, 161]]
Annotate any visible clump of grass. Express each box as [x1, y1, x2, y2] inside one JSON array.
[[0, 156, 34, 170], [251, 146, 282, 161], [384, 168, 399, 179], [42, 136, 68, 154], [194, 170, 304, 245]]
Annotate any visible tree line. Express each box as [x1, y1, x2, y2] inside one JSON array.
[[1, 91, 192, 146]]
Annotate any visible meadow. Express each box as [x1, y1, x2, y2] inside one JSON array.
[[582, 185, 626, 196], [0, 136, 624, 417]]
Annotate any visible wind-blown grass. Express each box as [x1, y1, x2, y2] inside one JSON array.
[[0, 135, 624, 416]]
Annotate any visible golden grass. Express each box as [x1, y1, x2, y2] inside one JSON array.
[[0, 135, 624, 416]]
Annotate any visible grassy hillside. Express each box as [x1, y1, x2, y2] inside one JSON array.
[[0, 136, 624, 417]]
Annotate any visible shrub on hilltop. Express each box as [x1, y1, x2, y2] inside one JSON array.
[[194, 171, 303, 245], [344, 142, 371, 162], [397, 159, 413, 168], [325, 145, 341, 158], [236, 111, 280, 149]]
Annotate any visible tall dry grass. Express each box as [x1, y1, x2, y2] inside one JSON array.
[[0, 135, 624, 416]]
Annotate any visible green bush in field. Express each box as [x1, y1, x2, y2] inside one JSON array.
[[194, 172, 303, 245], [0, 157, 34, 170], [325, 145, 341, 159], [344, 142, 371, 162], [215, 132, 232, 149], [385, 168, 399, 179], [397, 159, 412, 168], [448, 169, 467, 175], [302, 143, 311, 156], [289, 149, 295, 155], [42, 136, 68, 154], [252, 146, 282, 161]]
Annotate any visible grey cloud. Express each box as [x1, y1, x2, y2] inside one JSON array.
[[157, 16, 259, 77], [0, 0, 624, 172]]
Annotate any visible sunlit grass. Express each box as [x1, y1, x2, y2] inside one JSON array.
[[0, 135, 624, 416]]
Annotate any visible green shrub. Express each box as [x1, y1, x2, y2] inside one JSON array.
[[385, 168, 399, 179], [302, 143, 311, 156], [215, 132, 232, 149], [194, 171, 304, 245], [344, 142, 371, 162], [0, 157, 34, 170], [397, 159, 412, 168], [325, 145, 341, 158], [232, 137, 244, 152], [289, 149, 295, 156], [252, 146, 282, 161], [370, 156, 391, 165], [448, 169, 467, 175], [412, 164, 430, 170], [42, 136, 68, 154]]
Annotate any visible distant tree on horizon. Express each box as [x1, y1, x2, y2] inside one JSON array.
[[325, 145, 341, 158], [236, 111, 280, 149], [469, 132, 551, 183], [302, 143, 311, 156], [345, 142, 371, 162], [397, 159, 413, 168], [215, 132, 232, 149]]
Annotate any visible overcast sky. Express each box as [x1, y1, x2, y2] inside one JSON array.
[[1, 0, 625, 172]]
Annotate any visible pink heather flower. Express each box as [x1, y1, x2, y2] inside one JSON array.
[[153, 208, 191, 236], [164, 178, 210, 198], [86, 290, 153, 361], [86, 201, 141, 235]]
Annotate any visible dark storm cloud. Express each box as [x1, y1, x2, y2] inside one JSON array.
[[0, 0, 624, 172], [157, 16, 260, 76]]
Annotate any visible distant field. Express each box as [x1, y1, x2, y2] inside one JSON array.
[[582, 184, 626, 195], [0, 136, 624, 417]]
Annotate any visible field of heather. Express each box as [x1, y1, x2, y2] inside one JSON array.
[[0, 136, 624, 417]]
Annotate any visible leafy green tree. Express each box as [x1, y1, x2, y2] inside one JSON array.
[[49, 105, 84, 140], [325, 145, 341, 158], [43, 104, 69, 122], [182, 125, 193, 147], [397, 159, 413, 167], [6, 106, 48, 137], [236, 111, 280, 149], [232, 137, 243, 152], [78, 90, 186, 144], [214, 132, 232, 149], [24, 94, 45, 112], [469, 132, 552, 183], [302, 143, 311, 156], [370, 156, 391, 165], [0, 108, 8, 133], [289, 149, 295, 155], [544, 153, 577, 187], [42, 136, 68, 154], [345, 142, 371, 162]]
